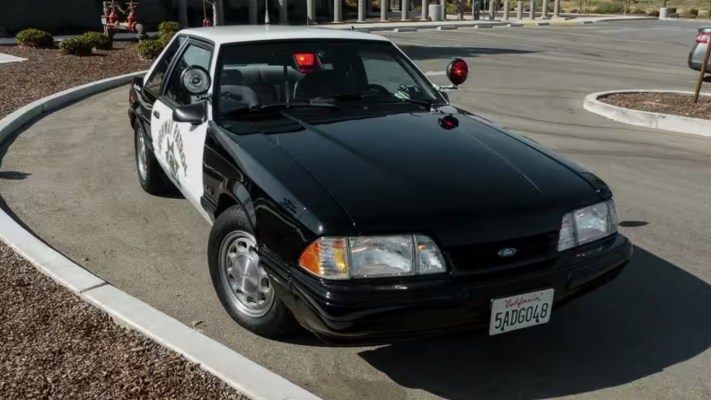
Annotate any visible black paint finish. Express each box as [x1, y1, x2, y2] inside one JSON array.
[[130, 76, 632, 340], [200, 104, 632, 340]]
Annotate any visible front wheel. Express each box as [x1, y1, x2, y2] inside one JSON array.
[[134, 123, 171, 195], [208, 206, 296, 338]]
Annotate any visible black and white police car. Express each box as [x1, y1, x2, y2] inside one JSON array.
[[128, 26, 632, 342]]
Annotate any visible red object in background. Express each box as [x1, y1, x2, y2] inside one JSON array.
[[294, 52, 317, 72], [203, 18, 212, 27], [127, 8, 136, 32], [108, 6, 118, 25]]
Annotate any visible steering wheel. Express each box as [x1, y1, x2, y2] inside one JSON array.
[[363, 84, 391, 97]]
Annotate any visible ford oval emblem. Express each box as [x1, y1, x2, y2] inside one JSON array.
[[498, 248, 517, 257]]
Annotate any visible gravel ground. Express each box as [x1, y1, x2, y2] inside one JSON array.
[[0, 241, 249, 399], [601, 92, 711, 120], [0, 44, 248, 399], [0, 43, 151, 119]]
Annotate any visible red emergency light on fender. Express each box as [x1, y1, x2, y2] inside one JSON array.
[[293, 52, 317, 72]]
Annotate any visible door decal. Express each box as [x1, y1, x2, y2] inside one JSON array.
[[156, 119, 187, 185]]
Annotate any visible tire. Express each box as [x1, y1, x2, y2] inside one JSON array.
[[208, 206, 296, 338], [134, 122, 171, 195]]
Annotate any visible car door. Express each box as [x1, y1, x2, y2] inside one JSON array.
[[150, 39, 214, 216]]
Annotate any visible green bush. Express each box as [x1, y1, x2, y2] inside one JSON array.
[[666, 7, 676, 13], [630, 8, 646, 14], [647, 9, 659, 16], [15, 28, 54, 48], [446, 1, 472, 13], [136, 38, 165, 60], [59, 36, 93, 56], [667, 12, 679, 17], [688, 8, 698, 16], [81, 31, 112, 50], [344, 0, 358, 11], [593, 2, 624, 14], [158, 21, 181, 35]]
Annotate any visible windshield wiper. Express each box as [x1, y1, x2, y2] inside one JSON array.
[[314, 93, 437, 108], [223, 101, 338, 117]]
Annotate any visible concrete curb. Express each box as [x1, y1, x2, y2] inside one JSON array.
[[0, 74, 321, 400], [583, 89, 711, 137]]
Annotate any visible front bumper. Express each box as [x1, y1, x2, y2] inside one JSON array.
[[266, 233, 632, 343]]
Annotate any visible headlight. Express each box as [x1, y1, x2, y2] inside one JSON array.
[[298, 234, 446, 279], [558, 199, 618, 252]]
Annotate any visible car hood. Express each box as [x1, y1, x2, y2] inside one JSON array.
[[225, 107, 602, 245]]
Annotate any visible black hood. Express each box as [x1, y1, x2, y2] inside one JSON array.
[[222, 106, 602, 246]]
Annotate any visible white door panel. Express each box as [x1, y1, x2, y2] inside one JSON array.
[[150, 99, 210, 223]]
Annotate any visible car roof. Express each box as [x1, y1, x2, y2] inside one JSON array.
[[180, 25, 390, 45]]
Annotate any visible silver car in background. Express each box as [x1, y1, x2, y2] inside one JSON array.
[[689, 27, 711, 72]]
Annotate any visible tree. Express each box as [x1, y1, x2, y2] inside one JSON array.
[[622, 0, 632, 14]]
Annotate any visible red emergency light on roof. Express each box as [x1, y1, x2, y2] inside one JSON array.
[[293, 52, 316, 72]]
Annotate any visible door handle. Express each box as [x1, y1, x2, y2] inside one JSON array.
[[153, 110, 160, 118]]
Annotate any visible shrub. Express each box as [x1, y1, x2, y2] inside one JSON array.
[[446, 1, 472, 13], [688, 8, 698, 16], [82, 31, 112, 50], [158, 21, 181, 35], [592, 2, 624, 14], [667, 12, 679, 17], [631, 8, 646, 14], [15, 28, 54, 48], [136, 38, 165, 60], [666, 7, 676, 13], [59, 36, 93, 56], [647, 9, 659, 16]]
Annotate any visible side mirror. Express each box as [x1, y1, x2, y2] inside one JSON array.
[[131, 76, 143, 91], [445, 58, 469, 86], [173, 101, 206, 125], [181, 65, 211, 96]]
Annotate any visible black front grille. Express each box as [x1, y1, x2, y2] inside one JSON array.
[[445, 232, 559, 274]]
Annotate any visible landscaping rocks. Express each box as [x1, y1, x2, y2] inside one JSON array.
[[601, 92, 711, 121], [0, 42, 150, 119], [0, 241, 248, 399]]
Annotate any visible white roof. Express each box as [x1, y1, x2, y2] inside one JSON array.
[[180, 25, 389, 46]]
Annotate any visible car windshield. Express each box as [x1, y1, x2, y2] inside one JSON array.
[[215, 40, 441, 117]]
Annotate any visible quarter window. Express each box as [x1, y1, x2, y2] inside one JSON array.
[[361, 49, 417, 93], [164, 43, 212, 105], [144, 36, 186, 93]]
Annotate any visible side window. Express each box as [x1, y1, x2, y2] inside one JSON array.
[[360, 49, 416, 93], [144, 36, 186, 93], [164, 43, 212, 106]]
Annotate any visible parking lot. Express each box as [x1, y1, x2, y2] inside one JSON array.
[[2, 20, 711, 400]]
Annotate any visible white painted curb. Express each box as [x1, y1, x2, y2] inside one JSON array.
[[0, 74, 321, 400], [583, 90, 711, 138]]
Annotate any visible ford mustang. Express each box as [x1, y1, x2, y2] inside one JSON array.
[[128, 25, 632, 342]]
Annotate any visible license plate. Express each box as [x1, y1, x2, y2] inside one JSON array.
[[489, 288, 554, 335]]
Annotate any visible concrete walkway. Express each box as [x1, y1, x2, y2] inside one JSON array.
[[318, 15, 657, 31], [0, 15, 657, 45], [0, 52, 25, 64]]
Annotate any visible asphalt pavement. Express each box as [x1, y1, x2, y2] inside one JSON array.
[[2, 20, 711, 400]]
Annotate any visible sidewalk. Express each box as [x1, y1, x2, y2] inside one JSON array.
[[0, 15, 658, 45], [318, 15, 657, 31]]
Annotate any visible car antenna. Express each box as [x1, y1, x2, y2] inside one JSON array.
[[264, 0, 270, 25]]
